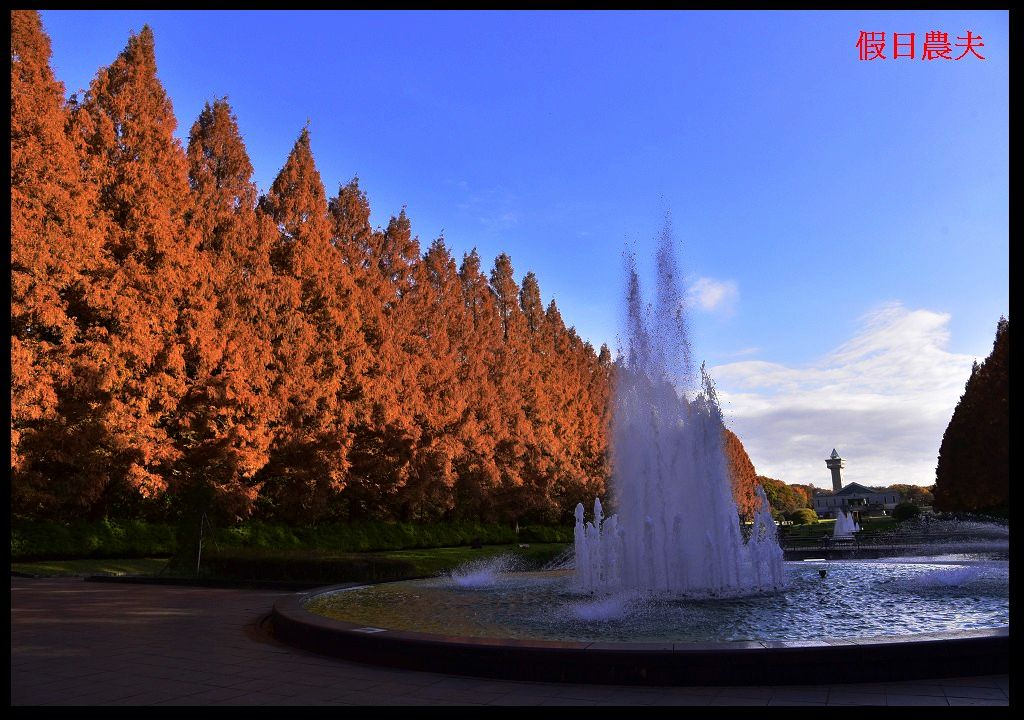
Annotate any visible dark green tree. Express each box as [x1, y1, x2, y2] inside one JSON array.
[[934, 317, 1009, 513]]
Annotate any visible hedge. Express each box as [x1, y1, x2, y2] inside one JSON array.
[[518, 525, 573, 544], [11, 518, 573, 561], [212, 520, 521, 552], [11, 519, 177, 561]]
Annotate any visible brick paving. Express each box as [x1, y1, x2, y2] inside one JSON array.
[[10, 577, 1009, 706]]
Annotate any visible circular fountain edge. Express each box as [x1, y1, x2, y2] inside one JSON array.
[[270, 583, 1009, 686]]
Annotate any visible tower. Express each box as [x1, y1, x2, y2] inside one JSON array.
[[826, 448, 845, 493]]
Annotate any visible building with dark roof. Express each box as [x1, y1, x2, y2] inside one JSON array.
[[812, 450, 901, 520]]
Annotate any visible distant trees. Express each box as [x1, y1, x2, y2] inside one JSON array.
[[934, 317, 1009, 514], [788, 484, 821, 504], [882, 484, 934, 506], [9, 13, 611, 526], [758, 476, 810, 519]]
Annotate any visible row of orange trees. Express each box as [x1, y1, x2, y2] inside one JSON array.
[[11, 11, 773, 528], [10, 12, 616, 525]]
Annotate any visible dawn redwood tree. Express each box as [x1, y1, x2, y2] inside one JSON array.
[[588, 342, 614, 499], [489, 254, 536, 518], [934, 317, 1009, 513], [558, 325, 611, 518], [517, 273, 559, 517], [69, 25, 199, 512], [177, 98, 282, 519], [395, 238, 473, 520], [10, 10, 107, 517], [342, 209, 422, 519], [723, 428, 760, 521], [452, 249, 505, 518], [256, 128, 364, 521]]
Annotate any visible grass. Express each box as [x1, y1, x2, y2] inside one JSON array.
[[11, 543, 570, 582], [367, 543, 569, 577], [11, 557, 172, 577]]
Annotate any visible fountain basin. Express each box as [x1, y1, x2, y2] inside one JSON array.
[[271, 556, 1008, 685]]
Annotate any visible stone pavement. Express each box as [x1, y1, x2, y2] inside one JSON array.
[[10, 578, 1009, 706]]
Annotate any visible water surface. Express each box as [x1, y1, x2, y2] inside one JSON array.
[[305, 554, 1008, 643]]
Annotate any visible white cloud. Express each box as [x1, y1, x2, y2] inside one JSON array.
[[723, 346, 760, 359], [687, 277, 739, 315], [710, 302, 978, 488]]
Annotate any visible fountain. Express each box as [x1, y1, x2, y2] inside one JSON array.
[[573, 224, 783, 597], [273, 220, 1008, 685], [833, 510, 860, 538]]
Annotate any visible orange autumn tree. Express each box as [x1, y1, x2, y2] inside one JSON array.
[[722, 428, 761, 521], [175, 98, 282, 519], [488, 254, 537, 519], [256, 128, 366, 522], [341, 208, 423, 519], [64, 25, 196, 513], [452, 249, 506, 519], [549, 313, 612, 513], [11, 10, 105, 517], [517, 272, 560, 518], [395, 238, 471, 520]]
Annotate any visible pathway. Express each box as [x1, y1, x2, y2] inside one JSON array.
[[10, 578, 1009, 706]]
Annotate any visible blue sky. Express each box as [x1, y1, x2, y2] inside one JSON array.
[[40, 10, 1008, 487]]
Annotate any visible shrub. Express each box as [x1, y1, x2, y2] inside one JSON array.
[[518, 525, 573, 543], [893, 502, 922, 521], [11, 519, 176, 561], [788, 508, 819, 525]]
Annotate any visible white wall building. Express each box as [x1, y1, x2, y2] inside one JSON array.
[[813, 450, 901, 520]]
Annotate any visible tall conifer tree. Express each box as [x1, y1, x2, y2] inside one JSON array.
[[257, 128, 363, 521], [934, 317, 1009, 513], [11, 10, 105, 517], [396, 238, 472, 519], [177, 98, 280, 518], [69, 25, 196, 508], [488, 254, 534, 517]]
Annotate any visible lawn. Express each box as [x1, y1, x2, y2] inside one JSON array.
[[370, 543, 570, 577], [11, 543, 571, 583], [12, 557, 172, 577], [780, 516, 899, 542]]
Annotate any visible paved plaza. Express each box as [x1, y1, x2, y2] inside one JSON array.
[[10, 577, 1009, 706]]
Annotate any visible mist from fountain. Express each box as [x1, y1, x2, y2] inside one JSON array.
[[573, 220, 785, 598]]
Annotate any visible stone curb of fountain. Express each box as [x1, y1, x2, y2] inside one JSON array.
[[271, 583, 1009, 687]]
